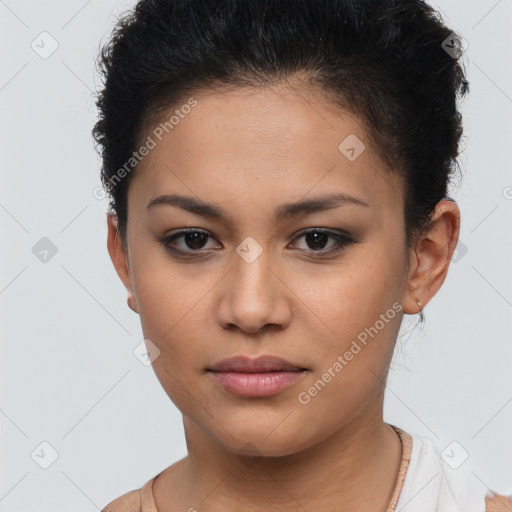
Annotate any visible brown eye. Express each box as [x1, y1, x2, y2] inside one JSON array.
[[160, 228, 354, 259], [180, 231, 209, 250], [303, 231, 332, 250], [161, 229, 218, 253], [291, 229, 354, 255]]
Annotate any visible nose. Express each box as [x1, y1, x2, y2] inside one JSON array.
[[216, 244, 292, 334]]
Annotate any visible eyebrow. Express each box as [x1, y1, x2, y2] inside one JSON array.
[[146, 192, 370, 222]]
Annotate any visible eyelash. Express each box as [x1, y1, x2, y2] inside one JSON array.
[[159, 228, 355, 258]]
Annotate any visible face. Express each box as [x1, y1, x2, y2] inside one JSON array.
[[108, 82, 418, 457]]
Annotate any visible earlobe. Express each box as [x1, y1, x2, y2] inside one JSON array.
[[106, 213, 139, 314], [402, 249, 425, 315], [403, 199, 460, 315], [127, 295, 139, 313]]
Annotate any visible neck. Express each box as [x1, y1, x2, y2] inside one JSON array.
[[154, 399, 402, 511]]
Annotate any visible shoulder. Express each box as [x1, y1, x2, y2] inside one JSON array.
[[100, 471, 161, 512], [486, 491, 512, 512], [393, 427, 511, 511], [101, 488, 141, 512]]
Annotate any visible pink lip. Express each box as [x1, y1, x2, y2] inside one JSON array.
[[209, 371, 306, 397], [207, 355, 308, 397], [208, 355, 306, 372]]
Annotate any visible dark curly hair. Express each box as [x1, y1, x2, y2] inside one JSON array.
[[92, 0, 469, 249]]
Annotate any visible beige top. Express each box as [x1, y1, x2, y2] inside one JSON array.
[[102, 425, 512, 512]]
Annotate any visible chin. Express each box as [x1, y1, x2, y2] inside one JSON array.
[[212, 420, 321, 458]]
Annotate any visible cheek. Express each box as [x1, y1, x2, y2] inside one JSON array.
[[129, 241, 209, 334], [291, 275, 401, 444], [293, 252, 402, 348], [129, 250, 227, 406]]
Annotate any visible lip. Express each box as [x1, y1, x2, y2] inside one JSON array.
[[207, 355, 308, 397], [208, 355, 306, 372]]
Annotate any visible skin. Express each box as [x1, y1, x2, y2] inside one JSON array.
[[107, 80, 460, 511]]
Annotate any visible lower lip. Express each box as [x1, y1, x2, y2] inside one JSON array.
[[208, 371, 305, 397]]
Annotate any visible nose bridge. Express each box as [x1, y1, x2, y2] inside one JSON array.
[[218, 235, 289, 332], [232, 235, 275, 301]]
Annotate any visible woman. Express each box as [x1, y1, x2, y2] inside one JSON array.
[[93, 0, 511, 510]]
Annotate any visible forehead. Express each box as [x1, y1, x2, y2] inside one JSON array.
[[128, 82, 405, 220]]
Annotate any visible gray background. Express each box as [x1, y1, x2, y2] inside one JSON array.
[[1, 0, 511, 510]]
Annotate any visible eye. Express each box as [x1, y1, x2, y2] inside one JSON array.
[[160, 228, 354, 258], [160, 229, 219, 254], [290, 229, 354, 256]]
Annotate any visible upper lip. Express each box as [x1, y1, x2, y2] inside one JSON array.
[[208, 355, 307, 373]]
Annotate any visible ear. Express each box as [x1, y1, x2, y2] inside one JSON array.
[[106, 213, 139, 314], [403, 199, 460, 315]]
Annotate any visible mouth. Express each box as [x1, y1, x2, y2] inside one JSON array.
[[206, 355, 308, 397], [207, 355, 307, 373]]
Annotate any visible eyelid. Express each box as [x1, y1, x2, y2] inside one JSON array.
[[292, 226, 352, 239], [159, 227, 355, 257], [161, 228, 219, 249], [289, 228, 354, 254]]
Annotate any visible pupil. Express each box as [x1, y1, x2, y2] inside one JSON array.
[[186, 232, 207, 249], [307, 231, 328, 250]]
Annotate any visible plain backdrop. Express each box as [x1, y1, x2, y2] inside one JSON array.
[[1, 0, 511, 510]]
